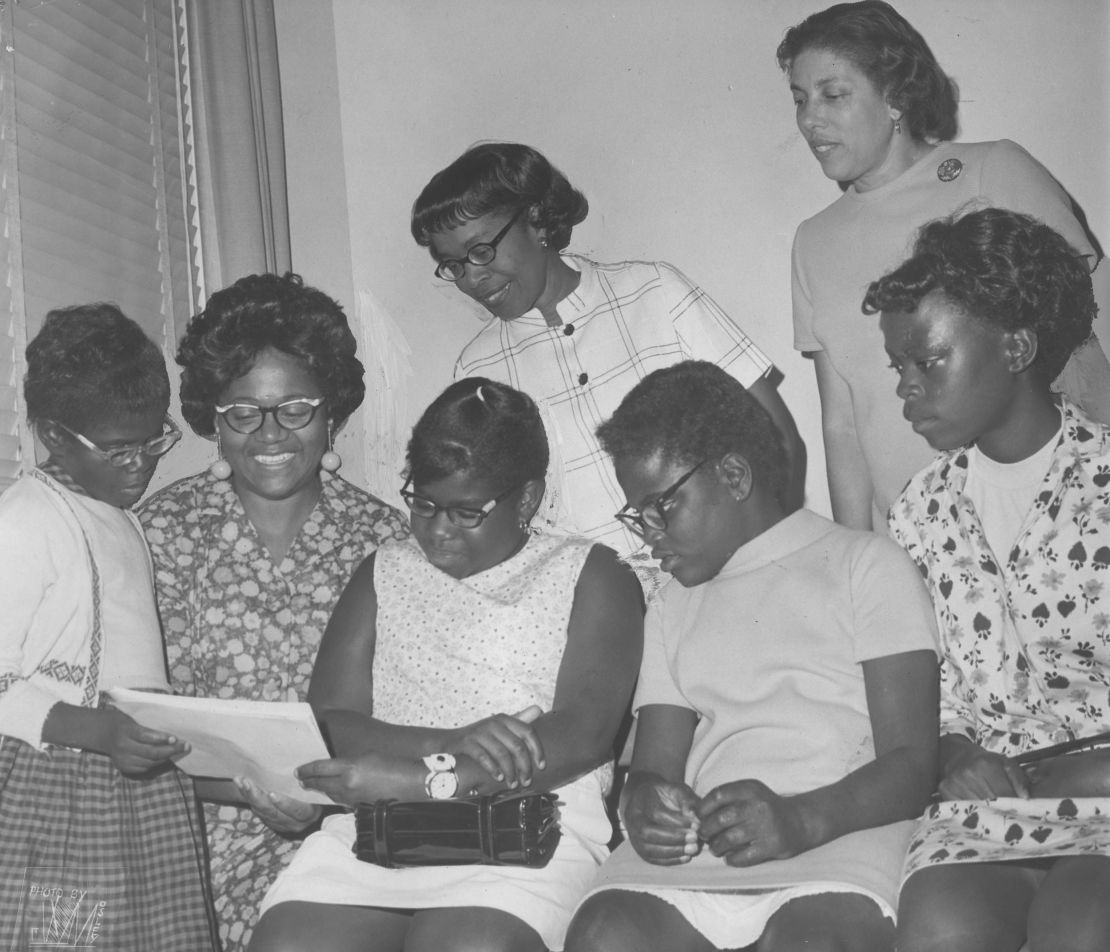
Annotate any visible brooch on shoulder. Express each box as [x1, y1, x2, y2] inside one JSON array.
[[936, 157, 963, 182]]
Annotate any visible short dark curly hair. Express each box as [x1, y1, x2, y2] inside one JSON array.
[[596, 361, 788, 500], [777, 1, 959, 143], [25, 303, 169, 429], [862, 207, 1097, 382], [407, 377, 549, 495], [177, 273, 364, 437], [411, 143, 589, 252]]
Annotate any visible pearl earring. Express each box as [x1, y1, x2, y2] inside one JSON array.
[[320, 424, 341, 473], [894, 118, 902, 135], [209, 429, 232, 480]]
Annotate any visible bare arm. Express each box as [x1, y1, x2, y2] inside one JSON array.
[[813, 351, 873, 530], [621, 703, 702, 865], [697, 649, 938, 866], [748, 374, 807, 513], [308, 553, 453, 756], [521, 546, 644, 788], [42, 702, 188, 776]]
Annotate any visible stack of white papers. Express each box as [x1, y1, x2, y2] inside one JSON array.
[[106, 688, 334, 804]]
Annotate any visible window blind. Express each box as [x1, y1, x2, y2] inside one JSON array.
[[0, 0, 200, 491]]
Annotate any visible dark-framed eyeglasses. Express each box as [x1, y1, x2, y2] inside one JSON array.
[[400, 477, 519, 529], [56, 416, 182, 468], [433, 208, 525, 282], [615, 459, 707, 538], [214, 397, 325, 435]]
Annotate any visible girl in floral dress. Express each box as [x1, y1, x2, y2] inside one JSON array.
[[139, 273, 408, 951], [866, 207, 1110, 951]]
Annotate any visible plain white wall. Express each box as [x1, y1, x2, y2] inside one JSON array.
[[275, 0, 1109, 515]]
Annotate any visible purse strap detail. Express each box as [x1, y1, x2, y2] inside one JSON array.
[[373, 799, 393, 867], [478, 792, 495, 863]]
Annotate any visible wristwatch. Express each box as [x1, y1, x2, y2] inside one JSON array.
[[423, 752, 460, 799]]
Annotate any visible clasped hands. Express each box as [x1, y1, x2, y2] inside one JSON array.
[[624, 775, 810, 868], [293, 705, 546, 808]]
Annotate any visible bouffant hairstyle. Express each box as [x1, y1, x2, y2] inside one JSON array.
[[407, 377, 549, 494], [596, 361, 788, 501], [177, 273, 364, 437], [862, 207, 1096, 382], [24, 303, 169, 429], [411, 143, 589, 253], [777, 1, 958, 143]]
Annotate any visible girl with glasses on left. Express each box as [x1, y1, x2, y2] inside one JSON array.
[[137, 272, 409, 952], [0, 304, 218, 949], [249, 377, 643, 952]]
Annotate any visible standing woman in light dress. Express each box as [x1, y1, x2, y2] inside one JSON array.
[[139, 272, 409, 951], [779, 0, 1110, 530]]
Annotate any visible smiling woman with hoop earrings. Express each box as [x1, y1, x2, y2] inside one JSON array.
[[137, 272, 409, 952]]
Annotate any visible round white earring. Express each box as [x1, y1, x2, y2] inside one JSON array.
[[320, 424, 341, 473], [209, 428, 232, 480]]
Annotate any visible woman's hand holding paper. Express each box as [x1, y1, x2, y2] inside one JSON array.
[[296, 750, 421, 806], [235, 777, 323, 834]]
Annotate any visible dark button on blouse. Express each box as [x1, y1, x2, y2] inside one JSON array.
[[578, 373, 588, 385], [563, 323, 575, 336]]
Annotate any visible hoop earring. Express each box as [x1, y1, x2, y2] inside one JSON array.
[[320, 423, 342, 473], [209, 429, 232, 480]]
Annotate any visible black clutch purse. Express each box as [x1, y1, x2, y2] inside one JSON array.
[[353, 792, 561, 868]]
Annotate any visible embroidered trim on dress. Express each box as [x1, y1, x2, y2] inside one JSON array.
[[29, 469, 104, 707]]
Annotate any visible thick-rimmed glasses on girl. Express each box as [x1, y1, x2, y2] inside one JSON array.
[[615, 459, 707, 537], [55, 417, 182, 467], [400, 478, 519, 529], [214, 397, 325, 435]]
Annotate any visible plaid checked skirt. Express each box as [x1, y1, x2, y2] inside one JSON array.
[[0, 736, 218, 951]]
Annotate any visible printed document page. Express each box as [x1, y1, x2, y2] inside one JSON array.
[[106, 687, 335, 804]]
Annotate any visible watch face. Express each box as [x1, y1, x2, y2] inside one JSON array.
[[428, 770, 459, 799]]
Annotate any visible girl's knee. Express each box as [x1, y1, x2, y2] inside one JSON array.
[[1028, 857, 1110, 952], [897, 864, 1038, 952], [565, 893, 641, 952], [248, 905, 306, 952], [407, 907, 545, 952], [759, 893, 892, 952], [565, 891, 702, 952]]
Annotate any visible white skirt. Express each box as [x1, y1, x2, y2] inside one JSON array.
[[260, 774, 611, 951], [575, 820, 913, 948]]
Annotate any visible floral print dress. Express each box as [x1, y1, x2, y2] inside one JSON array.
[[889, 400, 1110, 883], [138, 471, 409, 951]]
